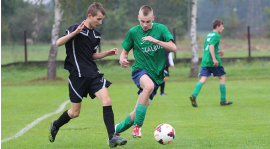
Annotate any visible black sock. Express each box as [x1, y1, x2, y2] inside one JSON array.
[[160, 82, 165, 94], [103, 106, 115, 140], [53, 110, 71, 129]]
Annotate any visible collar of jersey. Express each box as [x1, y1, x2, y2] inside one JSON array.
[[140, 22, 155, 33]]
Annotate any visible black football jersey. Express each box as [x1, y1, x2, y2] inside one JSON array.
[[64, 23, 101, 77]]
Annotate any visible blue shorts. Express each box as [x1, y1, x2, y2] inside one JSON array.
[[132, 69, 159, 101], [198, 67, 226, 77]]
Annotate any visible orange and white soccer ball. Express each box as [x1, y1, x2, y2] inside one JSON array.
[[154, 124, 175, 145]]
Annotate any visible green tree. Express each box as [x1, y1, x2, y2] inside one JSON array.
[[2, 0, 54, 43], [100, 7, 128, 39], [219, 10, 245, 38], [263, 6, 270, 38], [1, 0, 27, 44], [1, 22, 12, 44], [9, 6, 36, 43]]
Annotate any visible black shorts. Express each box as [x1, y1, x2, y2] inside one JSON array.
[[68, 74, 112, 103], [164, 66, 169, 77]]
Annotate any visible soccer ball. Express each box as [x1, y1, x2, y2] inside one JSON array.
[[154, 124, 175, 145]]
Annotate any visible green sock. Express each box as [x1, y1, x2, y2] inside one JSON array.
[[116, 114, 134, 133], [134, 104, 147, 127], [192, 82, 203, 97], [220, 84, 226, 101]]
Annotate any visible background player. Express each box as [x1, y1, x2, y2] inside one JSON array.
[[189, 19, 233, 107], [159, 50, 175, 96]]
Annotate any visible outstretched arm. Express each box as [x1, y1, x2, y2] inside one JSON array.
[[93, 48, 118, 60], [56, 20, 85, 46], [119, 50, 130, 68], [142, 36, 177, 53]]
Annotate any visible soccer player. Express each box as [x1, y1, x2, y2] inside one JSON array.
[[48, 3, 127, 148], [159, 50, 175, 96], [117, 5, 177, 138], [189, 19, 233, 107]]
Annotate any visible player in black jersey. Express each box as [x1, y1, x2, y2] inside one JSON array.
[[48, 2, 127, 148], [159, 50, 174, 96]]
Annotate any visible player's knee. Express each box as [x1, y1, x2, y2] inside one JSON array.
[[69, 111, 80, 118], [102, 97, 112, 106], [200, 79, 207, 84], [143, 84, 154, 93]]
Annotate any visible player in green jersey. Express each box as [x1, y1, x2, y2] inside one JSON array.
[[189, 19, 233, 107], [116, 5, 177, 138]]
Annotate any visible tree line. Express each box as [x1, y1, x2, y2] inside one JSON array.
[[1, 0, 188, 44], [2, 0, 270, 45]]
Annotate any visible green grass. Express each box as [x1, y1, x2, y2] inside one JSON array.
[[2, 38, 270, 64], [1, 60, 270, 148]]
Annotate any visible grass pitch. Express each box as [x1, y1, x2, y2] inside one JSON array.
[[1, 61, 270, 148]]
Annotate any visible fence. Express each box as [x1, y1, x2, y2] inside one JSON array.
[[1, 26, 270, 67]]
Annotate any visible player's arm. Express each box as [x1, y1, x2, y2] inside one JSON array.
[[142, 36, 176, 52], [93, 48, 118, 60], [119, 49, 130, 68], [56, 20, 85, 46], [168, 52, 175, 69], [209, 45, 218, 66], [218, 50, 224, 56], [156, 40, 176, 53]]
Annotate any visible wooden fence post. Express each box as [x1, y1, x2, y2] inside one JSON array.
[[24, 30, 28, 64]]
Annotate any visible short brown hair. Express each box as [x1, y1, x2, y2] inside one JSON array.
[[139, 5, 153, 16], [212, 19, 223, 29], [86, 2, 106, 17]]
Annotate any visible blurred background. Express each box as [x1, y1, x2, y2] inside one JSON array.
[[1, 0, 270, 65]]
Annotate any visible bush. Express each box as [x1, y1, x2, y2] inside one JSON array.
[[1, 22, 12, 44]]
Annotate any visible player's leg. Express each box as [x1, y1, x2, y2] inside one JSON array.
[[116, 91, 155, 138], [190, 67, 211, 107], [161, 67, 169, 96], [160, 76, 167, 96], [136, 74, 154, 122], [49, 75, 84, 142], [95, 87, 127, 147], [115, 100, 139, 135], [189, 76, 207, 107], [219, 75, 226, 102], [193, 76, 207, 97], [49, 102, 81, 142], [116, 70, 156, 138], [95, 88, 114, 140], [218, 75, 233, 106], [131, 74, 154, 138]]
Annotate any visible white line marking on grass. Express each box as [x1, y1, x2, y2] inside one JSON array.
[[1, 100, 70, 143]]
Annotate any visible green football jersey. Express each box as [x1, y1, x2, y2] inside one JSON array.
[[201, 31, 223, 67], [121, 23, 174, 85]]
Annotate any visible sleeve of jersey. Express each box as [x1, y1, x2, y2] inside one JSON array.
[[121, 29, 133, 52], [93, 39, 100, 54], [209, 34, 220, 46], [168, 52, 174, 66], [161, 25, 174, 42], [64, 24, 78, 36]]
